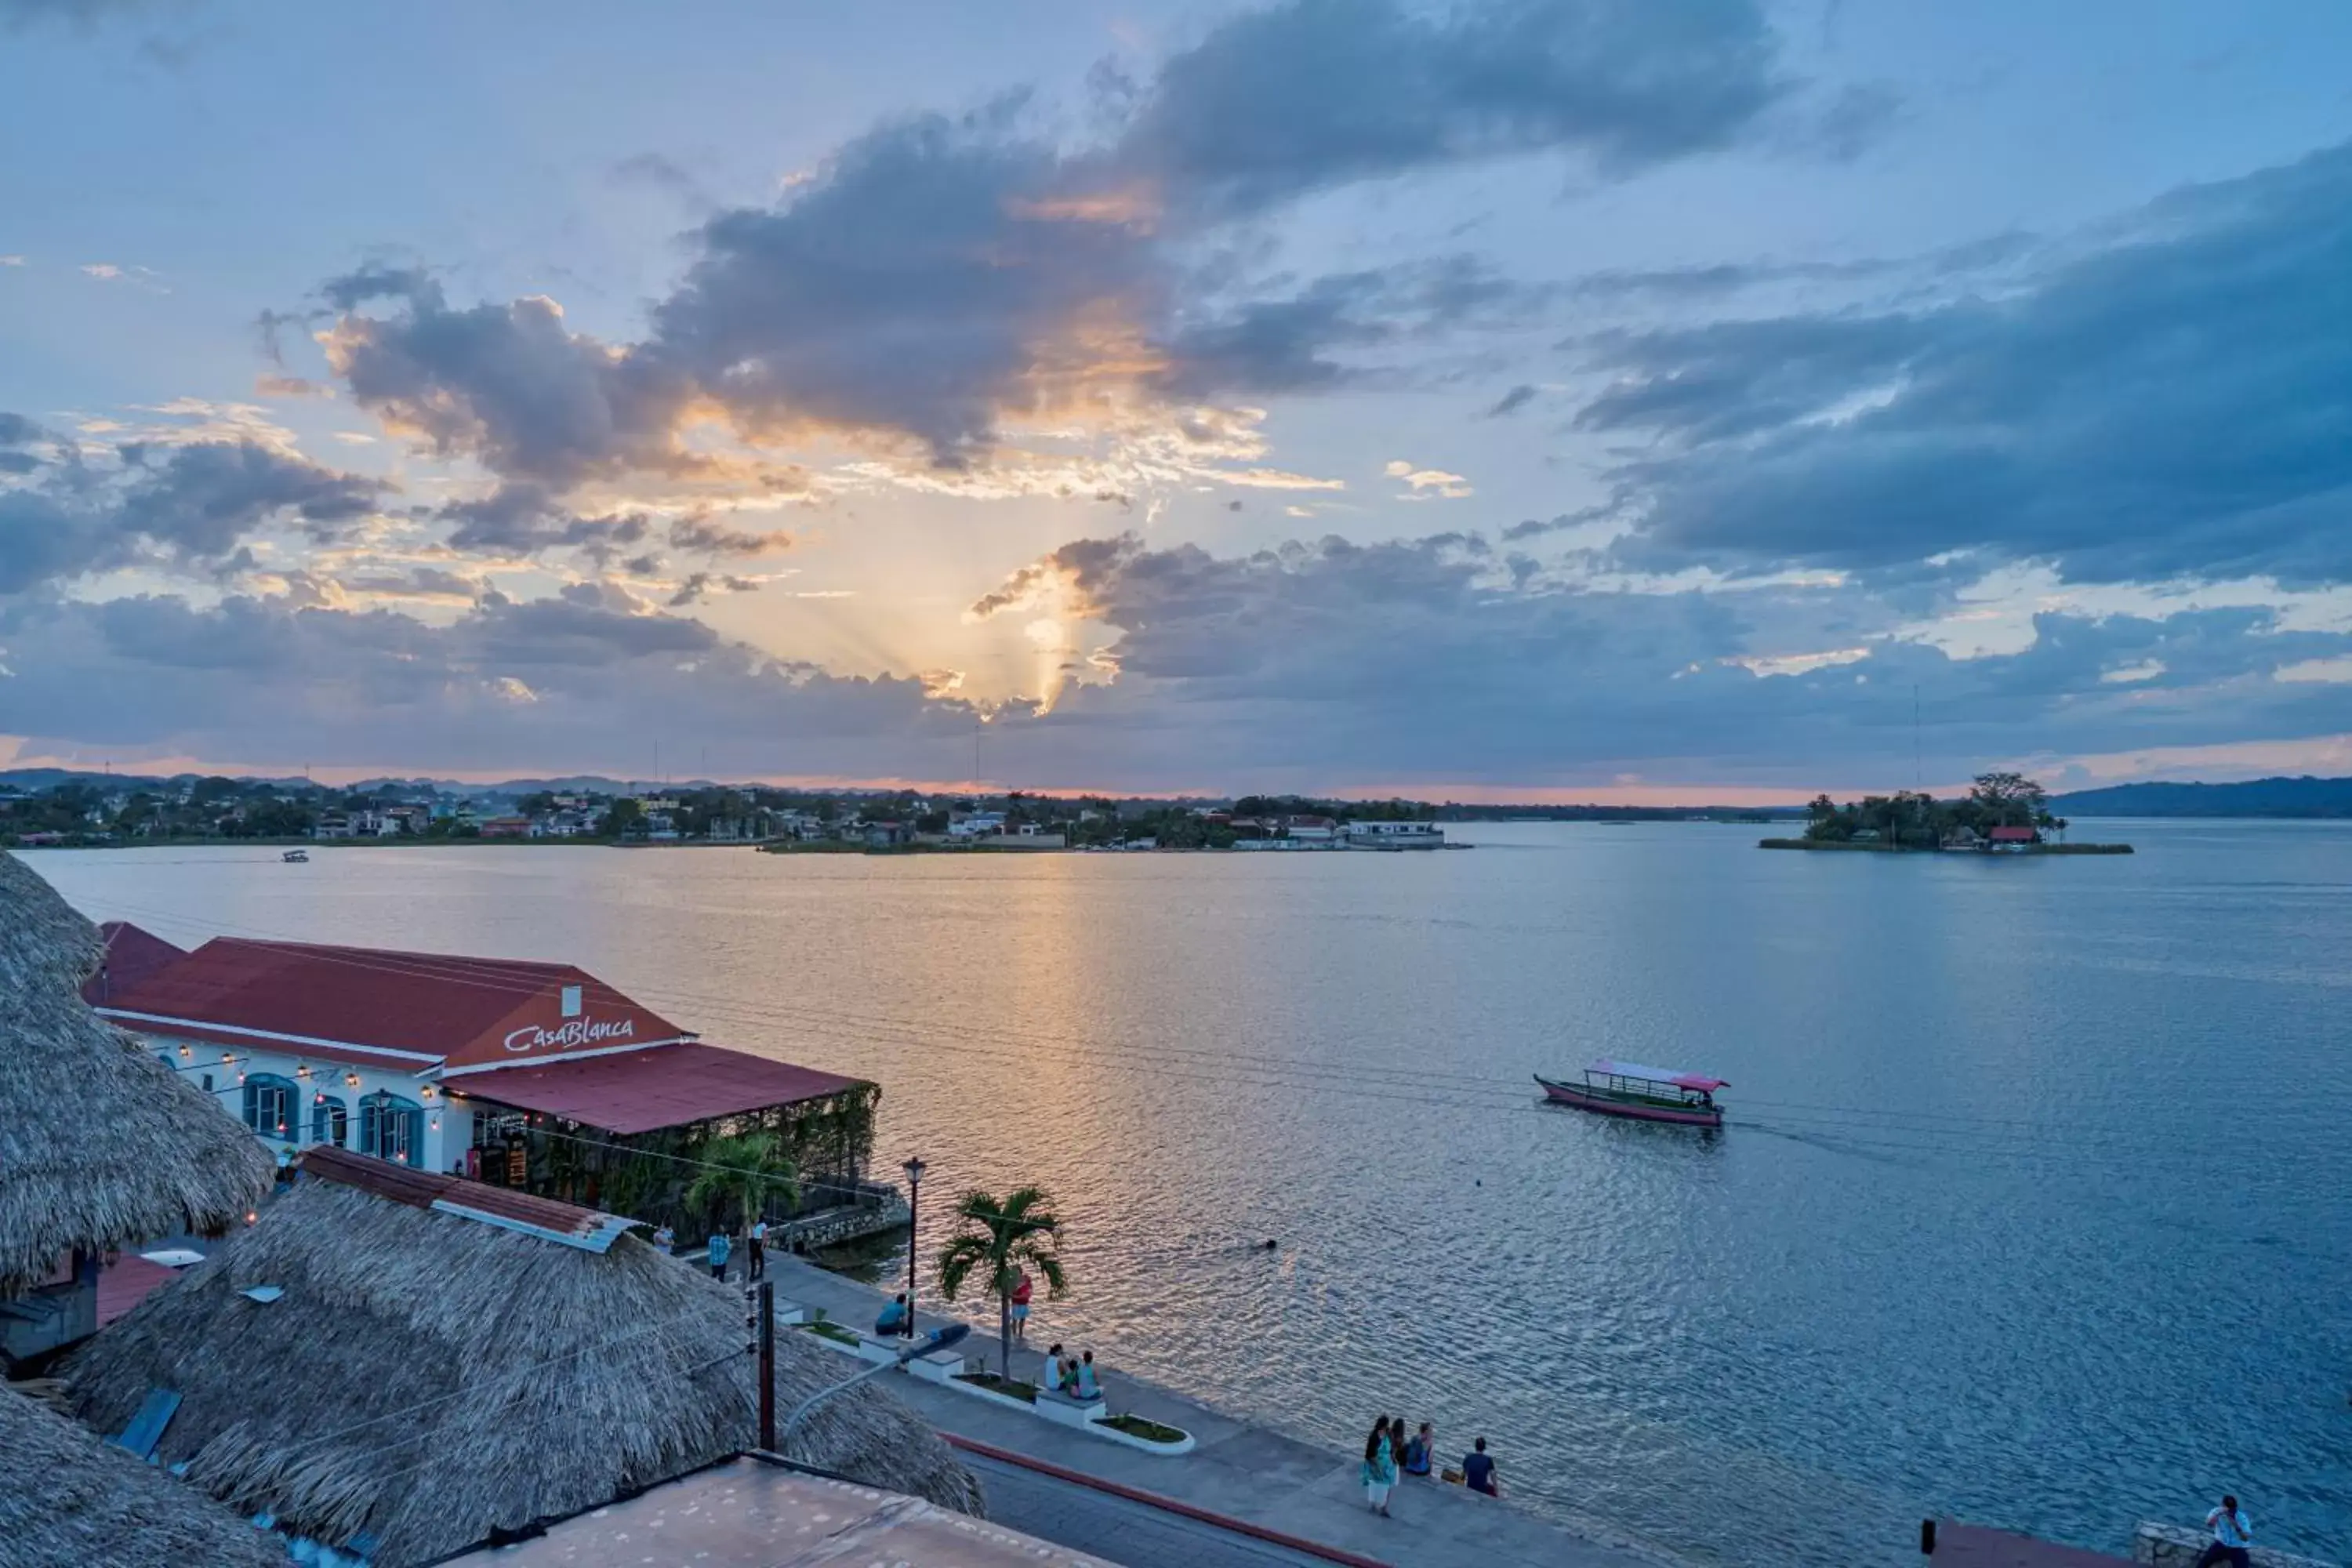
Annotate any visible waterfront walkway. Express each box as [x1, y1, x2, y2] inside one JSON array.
[[764, 1256, 1665, 1568]]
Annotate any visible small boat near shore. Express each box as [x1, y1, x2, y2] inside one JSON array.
[[281, 849, 310, 863], [1537, 1061, 1728, 1127]]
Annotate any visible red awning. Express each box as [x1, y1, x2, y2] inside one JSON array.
[[447, 1042, 869, 1135]]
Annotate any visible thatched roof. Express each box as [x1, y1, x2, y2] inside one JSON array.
[[68, 1153, 982, 1568], [0, 1385, 286, 1568], [0, 853, 274, 1296]]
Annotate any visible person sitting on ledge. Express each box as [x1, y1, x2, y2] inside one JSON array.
[[875, 1292, 909, 1335], [1073, 1348, 1100, 1400]]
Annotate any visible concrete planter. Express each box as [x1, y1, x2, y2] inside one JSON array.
[[1087, 1416, 1196, 1457], [789, 1323, 866, 1358], [906, 1348, 969, 1385], [945, 1374, 1040, 1414], [854, 1334, 909, 1367], [1032, 1391, 1109, 1429]]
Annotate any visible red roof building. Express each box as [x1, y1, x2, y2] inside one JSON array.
[[93, 929, 878, 1219], [81, 920, 189, 1007], [1987, 826, 2039, 844]]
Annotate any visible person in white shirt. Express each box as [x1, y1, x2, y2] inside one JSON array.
[[748, 1218, 769, 1280], [2196, 1494, 2252, 1568]]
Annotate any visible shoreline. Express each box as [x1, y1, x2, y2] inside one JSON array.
[[761, 1254, 1686, 1568]]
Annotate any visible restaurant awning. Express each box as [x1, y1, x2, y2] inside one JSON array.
[[445, 1042, 869, 1135]]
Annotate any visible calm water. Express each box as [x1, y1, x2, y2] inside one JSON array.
[[28, 822, 2352, 1565]]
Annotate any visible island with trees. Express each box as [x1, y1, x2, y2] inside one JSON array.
[[1760, 772, 2132, 854]]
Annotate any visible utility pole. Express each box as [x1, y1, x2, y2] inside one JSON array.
[[755, 1279, 776, 1450]]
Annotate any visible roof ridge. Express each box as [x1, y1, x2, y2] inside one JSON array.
[[209, 936, 583, 972]]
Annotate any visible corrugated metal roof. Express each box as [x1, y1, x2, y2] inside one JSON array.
[[79, 921, 188, 1007], [96, 936, 690, 1071], [447, 1041, 869, 1135], [300, 1146, 638, 1251], [438, 1456, 1117, 1567]]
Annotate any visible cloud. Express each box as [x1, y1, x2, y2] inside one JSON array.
[[321, 268, 697, 489], [960, 530, 2352, 788], [0, 438, 387, 595], [1581, 142, 2352, 587], [1486, 384, 1537, 418], [666, 514, 791, 557], [1116, 0, 1786, 217], [1384, 459, 1473, 499], [0, 590, 980, 779], [432, 483, 652, 558], [304, 0, 1795, 486]]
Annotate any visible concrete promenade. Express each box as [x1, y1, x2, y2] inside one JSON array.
[[764, 1255, 1668, 1568]]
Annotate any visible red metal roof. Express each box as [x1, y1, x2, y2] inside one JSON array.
[[1988, 826, 2038, 841], [81, 921, 188, 1007], [301, 1146, 639, 1249], [96, 938, 689, 1070], [447, 1041, 869, 1135], [96, 1253, 180, 1327]]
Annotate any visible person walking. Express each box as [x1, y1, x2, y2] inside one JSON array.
[[2196, 1496, 2254, 1568], [706, 1229, 731, 1282], [748, 1217, 768, 1280], [1362, 1417, 1397, 1516], [1010, 1269, 1033, 1343], [1403, 1421, 1433, 1477], [1462, 1436, 1498, 1497]]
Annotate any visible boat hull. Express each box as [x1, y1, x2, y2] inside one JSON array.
[[1536, 1076, 1723, 1127]]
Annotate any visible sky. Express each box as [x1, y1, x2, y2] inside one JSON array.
[[2, 0, 2350, 801]]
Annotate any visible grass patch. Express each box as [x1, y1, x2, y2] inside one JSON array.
[[954, 1371, 1037, 1403], [1101, 1414, 1187, 1444], [794, 1317, 862, 1347]]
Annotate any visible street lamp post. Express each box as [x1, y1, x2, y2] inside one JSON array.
[[901, 1155, 925, 1339], [777, 1324, 969, 1457]]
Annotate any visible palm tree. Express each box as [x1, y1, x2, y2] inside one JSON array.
[[935, 1186, 1066, 1381], [684, 1131, 798, 1237]]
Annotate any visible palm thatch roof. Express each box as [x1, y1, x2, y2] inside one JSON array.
[[67, 1152, 982, 1568], [0, 852, 274, 1296], [0, 1385, 286, 1568]]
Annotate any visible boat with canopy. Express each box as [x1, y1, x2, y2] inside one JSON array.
[[1535, 1060, 1728, 1127]]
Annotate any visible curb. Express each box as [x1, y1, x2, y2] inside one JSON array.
[[941, 1432, 1392, 1568]]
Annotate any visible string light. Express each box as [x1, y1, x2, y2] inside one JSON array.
[[296, 1064, 311, 1080], [177, 1044, 192, 1059]]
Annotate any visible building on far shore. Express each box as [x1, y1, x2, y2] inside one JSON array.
[[89, 931, 885, 1232]]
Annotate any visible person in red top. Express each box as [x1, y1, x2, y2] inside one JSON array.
[[1010, 1269, 1033, 1343]]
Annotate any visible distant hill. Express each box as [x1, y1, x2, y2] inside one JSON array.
[[2052, 775, 2352, 818]]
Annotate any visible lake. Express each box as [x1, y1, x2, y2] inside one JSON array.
[[27, 820, 2351, 1565]]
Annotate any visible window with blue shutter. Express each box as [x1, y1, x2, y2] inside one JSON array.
[[242, 1074, 298, 1140], [359, 1094, 423, 1165], [311, 1096, 349, 1148]]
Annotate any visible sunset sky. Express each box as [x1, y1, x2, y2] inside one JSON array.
[[3, 0, 2350, 800]]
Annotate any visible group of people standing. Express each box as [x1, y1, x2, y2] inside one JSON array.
[[1361, 1417, 1497, 1515]]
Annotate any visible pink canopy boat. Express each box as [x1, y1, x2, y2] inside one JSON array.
[[1535, 1060, 1729, 1127]]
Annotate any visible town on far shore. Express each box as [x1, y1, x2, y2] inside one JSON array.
[[0, 775, 1486, 853]]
